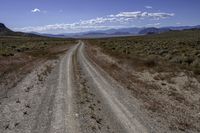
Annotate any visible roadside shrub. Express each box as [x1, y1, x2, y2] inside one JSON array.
[[16, 49, 21, 52], [11, 45, 16, 49], [144, 56, 157, 67], [183, 57, 194, 65], [197, 40, 200, 44], [170, 56, 184, 64], [159, 50, 168, 55], [191, 59, 200, 68], [194, 68, 200, 75], [2, 53, 14, 57], [165, 54, 173, 60]]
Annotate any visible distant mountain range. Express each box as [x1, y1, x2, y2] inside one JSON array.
[[37, 25, 200, 38], [138, 27, 171, 35], [1, 22, 200, 38]]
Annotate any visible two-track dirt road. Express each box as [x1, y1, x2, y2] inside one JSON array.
[[0, 41, 152, 133]]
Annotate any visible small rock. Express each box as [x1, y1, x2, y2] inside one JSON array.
[[23, 111, 28, 115], [16, 99, 21, 103], [91, 115, 96, 119], [4, 124, 9, 130], [25, 87, 31, 92], [14, 122, 19, 127], [80, 101, 84, 104], [25, 104, 31, 108], [96, 118, 102, 124]]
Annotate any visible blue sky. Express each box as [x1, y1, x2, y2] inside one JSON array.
[[0, 0, 200, 33]]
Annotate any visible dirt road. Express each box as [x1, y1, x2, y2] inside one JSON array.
[[0, 41, 151, 133]]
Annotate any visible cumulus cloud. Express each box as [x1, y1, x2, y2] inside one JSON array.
[[113, 11, 174, 20], [115, 11, 142, 18], [145, 6, 153, 9], [79, 11, 174, 25], [15, 11, 174, 33], [31, 8, 40, 13]]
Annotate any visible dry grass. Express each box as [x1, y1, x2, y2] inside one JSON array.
[[0, 36, 75, 98], [86, 29, 200, 77]]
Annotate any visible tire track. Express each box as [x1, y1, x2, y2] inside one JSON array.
[[0, 41, 148, 133], [77, 41, 148, 133], [47, 44, 80, 133]]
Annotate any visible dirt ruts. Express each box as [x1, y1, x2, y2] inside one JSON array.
[[0, 41, 154, 133]]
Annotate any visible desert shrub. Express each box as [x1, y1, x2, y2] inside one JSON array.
[[112, 47, 115, 50], [159, 50, 168, 55], [11, 45, 16, 49], [170, 56, 184, 64], [2, 53, 14, 56], [193, 68, 200, 75], [183, 57, 194, 65], [165, 54, 173, 60], [87, 29, 200, 75], [193, 50, 200, 55], [191, 59, 200, 68], [16, 48, 21, 52], [144, 56, 157, 67]]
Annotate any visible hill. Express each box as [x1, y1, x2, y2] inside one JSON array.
[[139, 27, 171, 35], [0, 23, 40, 37]]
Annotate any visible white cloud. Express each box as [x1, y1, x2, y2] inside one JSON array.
[[145, 6, 153, 9], [114, 11, 174, 20], [147, 23, 161, 26], [80, 17, 119, 25], [31, 8, 40, 13], [115, 11, 142, 17], [147, 12, 175, 19], [15, 11, 174, 33]]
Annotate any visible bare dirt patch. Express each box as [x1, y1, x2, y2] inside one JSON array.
[[0, 58, 58, 133]]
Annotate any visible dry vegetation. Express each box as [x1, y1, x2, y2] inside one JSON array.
[[87, 29, 200, 76], [0, 36, 75, 98], [86, 29, 200, 132]]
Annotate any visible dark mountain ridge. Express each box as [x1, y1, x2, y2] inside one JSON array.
[[0, 23, 40, 37], [138, 27, 171, 35]]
